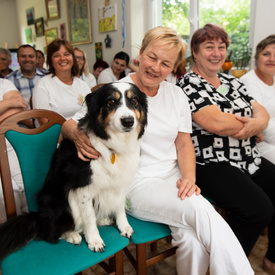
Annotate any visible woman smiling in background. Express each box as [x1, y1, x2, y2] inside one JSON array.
[[241, 35, 275, 165], [32, 39, 90, 126]]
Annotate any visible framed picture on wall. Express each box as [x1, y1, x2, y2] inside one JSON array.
[[34, 18, 45, 37], [98, 4, 117, 33], [45, 0, 60, 20], [95, 42, 102, 60], [25, 28, 32, 43], [60, 23, 66, 40], [45, 28, 58, 46], [26, 7, 34, 25], [66, 0, 92, 45]]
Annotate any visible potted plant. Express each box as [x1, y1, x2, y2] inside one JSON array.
[[231, 42, 252, 78]]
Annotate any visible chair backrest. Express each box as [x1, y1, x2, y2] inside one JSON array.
[[0, 110, 65, 219], [91, 83, 106, 92]]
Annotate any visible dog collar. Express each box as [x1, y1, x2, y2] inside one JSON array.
[[111, 153, 116, 164]]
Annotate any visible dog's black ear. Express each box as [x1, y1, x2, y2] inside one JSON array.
[[84, 92, 98, 113], [130, 84, 148, 139], [84, 84, 109, 113], [78, 87, 109, 139]]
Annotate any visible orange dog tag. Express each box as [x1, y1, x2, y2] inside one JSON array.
[[111, 153, 115, 164]]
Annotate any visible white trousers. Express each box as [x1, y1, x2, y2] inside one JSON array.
[[0, 142, 27, 223], [127, 168, 254, 275]]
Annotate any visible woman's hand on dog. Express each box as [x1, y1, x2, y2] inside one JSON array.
[[62, 119, 101, 161], [75, 130, 100, 161], [177, 177, 201, 200]]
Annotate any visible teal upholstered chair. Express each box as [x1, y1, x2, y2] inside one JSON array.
[[124, 215, 176, 275], [0, 110, 129, 275]]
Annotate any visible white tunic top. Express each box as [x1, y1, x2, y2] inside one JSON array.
[[121, 74, 192, 179], [97, 67, 117, 84], [81, 73, 97, 90], [33, 74, 91, 120], [241, 70, 275, 164]]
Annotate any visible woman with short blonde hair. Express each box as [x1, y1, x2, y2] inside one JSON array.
[[62, 26, 253, 275]]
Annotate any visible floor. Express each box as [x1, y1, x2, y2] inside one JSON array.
[[83, 234, 270, 275]]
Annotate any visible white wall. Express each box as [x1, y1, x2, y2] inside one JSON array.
[[0, 0, 20, 49], [128, 0, 148, 60], [250, 0, 275, 66]]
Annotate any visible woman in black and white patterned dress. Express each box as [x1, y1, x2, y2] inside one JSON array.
[[177, 23, 275, 273]]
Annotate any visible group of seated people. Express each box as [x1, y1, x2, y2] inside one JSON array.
[[1, 24, 275, 274]]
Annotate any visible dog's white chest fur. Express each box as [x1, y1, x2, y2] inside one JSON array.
[[68, 131, 140, 237], [66, 134, 139, 251]]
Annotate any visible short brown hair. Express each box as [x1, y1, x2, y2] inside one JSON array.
[[191, 23, 230, 61], [47, 39, 79, 76], [17, 44, 36, 56], [93, 59, 109, 70], [140, 26, 187, 70], [254, 34, 275, 61]]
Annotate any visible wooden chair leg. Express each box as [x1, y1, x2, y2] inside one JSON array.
[[99, 251, 123, 275], [114, 250, 124, 275], [136, 243, 147, 275]]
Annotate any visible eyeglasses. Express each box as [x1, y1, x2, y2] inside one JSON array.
[[75, 56, 85, 61]]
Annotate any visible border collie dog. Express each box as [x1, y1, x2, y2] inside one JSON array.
[[0, 82, 148, 262]]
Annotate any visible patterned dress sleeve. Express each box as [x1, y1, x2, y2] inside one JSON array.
[[177, 72, 217, 114]]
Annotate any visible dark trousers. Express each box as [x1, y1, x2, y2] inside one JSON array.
[[196, 158, 275, 261]]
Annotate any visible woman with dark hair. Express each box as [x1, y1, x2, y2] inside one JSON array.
[[241, 35, 275, 165], [32, 39, 90, 126], [177, 23, 275, 273], [97, 51, 130, 84]]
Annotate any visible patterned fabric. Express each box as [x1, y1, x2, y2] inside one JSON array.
[[177, 71, 261, 176], [5, 68, 45, 106]]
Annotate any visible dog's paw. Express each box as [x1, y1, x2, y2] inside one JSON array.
[[120, 225, 134, 239], [61, 231, 82, 245], [87, 236, 106, 252], [97, 217, 113, 226]]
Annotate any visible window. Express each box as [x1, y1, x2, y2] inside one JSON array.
[[199, 0, 251, 62], [162, 0, 190, 38], [161, 0, 254, 62]]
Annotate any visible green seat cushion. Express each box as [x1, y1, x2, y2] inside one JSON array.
[[6, 125, 61, 212], [1, 225, 129, 275], [127, 215, 171, 244]]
